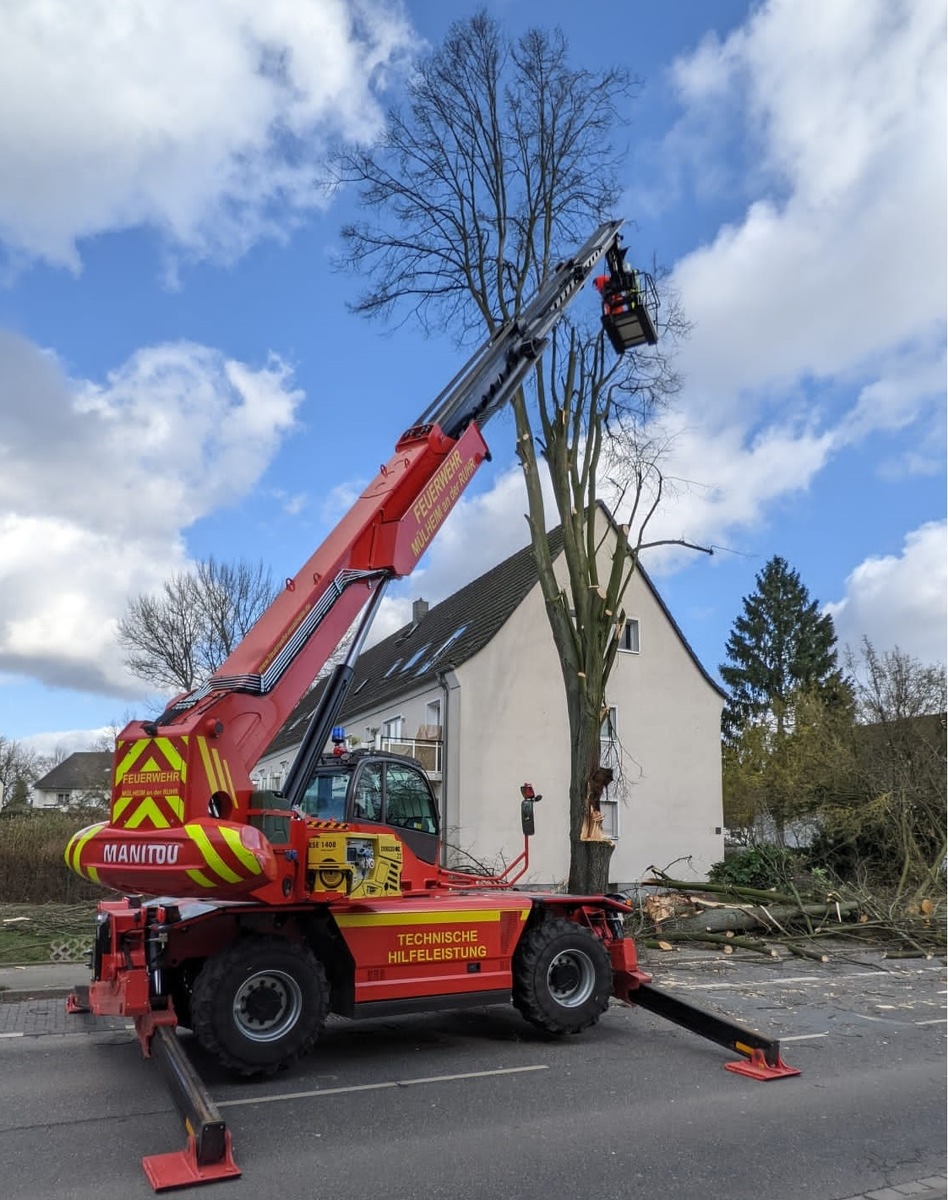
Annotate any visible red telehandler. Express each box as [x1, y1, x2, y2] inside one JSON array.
[[65, 221, 797, 1191]]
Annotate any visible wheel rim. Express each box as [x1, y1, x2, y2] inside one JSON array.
[[232, 969, 304, 1042], [546, 947, 596, 1008]]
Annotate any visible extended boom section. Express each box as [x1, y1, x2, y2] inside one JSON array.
[[66, 221, 627, 904]]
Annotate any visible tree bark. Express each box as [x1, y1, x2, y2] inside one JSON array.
[[659, 902, 859, 935]]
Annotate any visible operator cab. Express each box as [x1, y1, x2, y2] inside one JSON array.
[[300, 750, 440, 866]]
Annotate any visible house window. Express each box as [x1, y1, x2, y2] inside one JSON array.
[[382, 716, 404, 741], [599, 707, 619, 839], [619, 619, 640, 653], [423, 700, 442, 737], [57, 792, 71, 805]]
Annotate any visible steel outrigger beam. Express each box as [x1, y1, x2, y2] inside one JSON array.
[[629, 981, 800, 1081], [140, 1021, 241, 1189]]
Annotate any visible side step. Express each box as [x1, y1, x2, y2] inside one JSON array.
[[630, 981, 800, 1081], [141, 1024, 241, 1190]]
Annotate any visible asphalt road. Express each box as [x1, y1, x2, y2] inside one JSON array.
[[0, 953, 944, 1200]]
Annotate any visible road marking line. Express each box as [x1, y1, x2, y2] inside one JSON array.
[[0, 1032, 24, 1039], [217, 1064, 548, 1109], [915, 1018, 948, 1026], [780, 1033, 828, 1041]]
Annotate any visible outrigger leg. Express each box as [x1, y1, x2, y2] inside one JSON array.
[[138, 1017, 241, 1190], [629, 981, 800, 1081]]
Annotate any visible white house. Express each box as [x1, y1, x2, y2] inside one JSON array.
[[30, 751, 112, 811], [255, 512, 725, 890]]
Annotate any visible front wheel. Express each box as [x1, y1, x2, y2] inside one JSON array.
[[190, 935, 329, 1077], [512, 917, 612, 1035]]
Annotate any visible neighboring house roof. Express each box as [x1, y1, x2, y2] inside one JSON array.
[[33, 751, 112, 793], [264, 513, 723, 762]]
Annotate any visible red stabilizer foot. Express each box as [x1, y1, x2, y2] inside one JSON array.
[[725, 1048, 801, 1081], [66, 989, 90, 1014], [142, 1132, 241, 1192]]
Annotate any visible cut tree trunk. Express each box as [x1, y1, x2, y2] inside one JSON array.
[[660, 902, 859, 935]]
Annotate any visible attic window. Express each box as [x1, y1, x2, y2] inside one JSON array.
[[415, 625, 468, 674], [401, 645, 431, 673], [619, 619, 640, 653], [384, 658, 403, 678]]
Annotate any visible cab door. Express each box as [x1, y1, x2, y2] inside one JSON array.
[[349, 759, 440, 864]]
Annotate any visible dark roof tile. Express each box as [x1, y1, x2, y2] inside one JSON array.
[[34, 751, 112, 792]]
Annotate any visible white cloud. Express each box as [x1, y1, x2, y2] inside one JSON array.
[[21, 727, 115, 759], [0, 331, 304, 693], [605, 417, 836, 572], [825, 521, 947, 666], [0, 0, 416, 271], [664, 0, 945, 416]]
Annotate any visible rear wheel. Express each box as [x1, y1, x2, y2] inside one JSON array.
[[512, 917, 612, 1035], [190, 935, 329, 1077]]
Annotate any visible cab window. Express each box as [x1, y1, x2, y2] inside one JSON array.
[[384, 763, 438, 834], [299, 772, 348, 821], [353, 763, 383, 821]]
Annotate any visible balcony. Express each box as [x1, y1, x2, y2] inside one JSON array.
[[379, 737, 442, 779]]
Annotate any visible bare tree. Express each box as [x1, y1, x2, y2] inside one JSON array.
[[118, 557, 278, 693], [0, 735, 41, 812], [335, 12, 698, 890]]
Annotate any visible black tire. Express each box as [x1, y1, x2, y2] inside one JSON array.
[[512, 917, 612, 1035], [190, 935, 329, 1077]]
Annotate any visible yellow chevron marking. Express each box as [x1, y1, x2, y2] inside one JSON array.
[[66, 822, 106, 875], [212, 748, 235, 801], [156, 737, 186, 778], [220, 757, 239, 809], [197, 737, 222, 795], [139, 756, 162, 774], [185, 825, 242, 883], [166, 794, 185, 820], [185, 868, 217, 889], [219, 825, 262, 875], [86, 865, 100, 884], [334, 909, 508, 929], [125, 798, 172, 830], [112, 795, 133, 820], [115, 739, 148, 782]]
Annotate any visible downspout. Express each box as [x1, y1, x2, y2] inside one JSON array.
[[437, 666, 460, 867]]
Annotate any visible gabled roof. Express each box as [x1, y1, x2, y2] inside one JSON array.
[[34, 751, 112, 792], [264, 513, 723, 761], [265, 530, 564, 759]]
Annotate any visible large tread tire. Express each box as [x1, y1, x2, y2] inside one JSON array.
[[512, 917, 612, 1036], [190, 935, 329, 1077]]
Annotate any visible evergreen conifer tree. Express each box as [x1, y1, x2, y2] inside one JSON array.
[[720, 556, 842, 741]]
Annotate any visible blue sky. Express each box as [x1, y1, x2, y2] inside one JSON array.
[[0, 0, 945, 756]]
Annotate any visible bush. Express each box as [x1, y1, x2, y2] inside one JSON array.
[[0, 810, 110, 903], [709, 845, 804, 891]]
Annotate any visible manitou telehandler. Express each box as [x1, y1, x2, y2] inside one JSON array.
[[65, 221, 797, 1190]]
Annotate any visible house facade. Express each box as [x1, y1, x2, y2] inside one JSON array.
[[255, 512, 726, 890], [30, 751, 112, 811]]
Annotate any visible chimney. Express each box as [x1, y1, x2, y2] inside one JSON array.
[[412, 598, 429, 624]]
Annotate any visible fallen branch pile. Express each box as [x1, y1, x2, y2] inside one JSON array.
[[634, 867, 946, 962]]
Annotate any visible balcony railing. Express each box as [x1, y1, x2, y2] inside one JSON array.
[[379, 737, 442, 778]]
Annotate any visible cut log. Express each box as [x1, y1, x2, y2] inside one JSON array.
[[659, 902, 859, 935]]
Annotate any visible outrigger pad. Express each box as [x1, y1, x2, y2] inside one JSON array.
[[65, 987, 91, 1014], [725, 1048, 801, 1081], [142, 1133, 241, 1191]]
